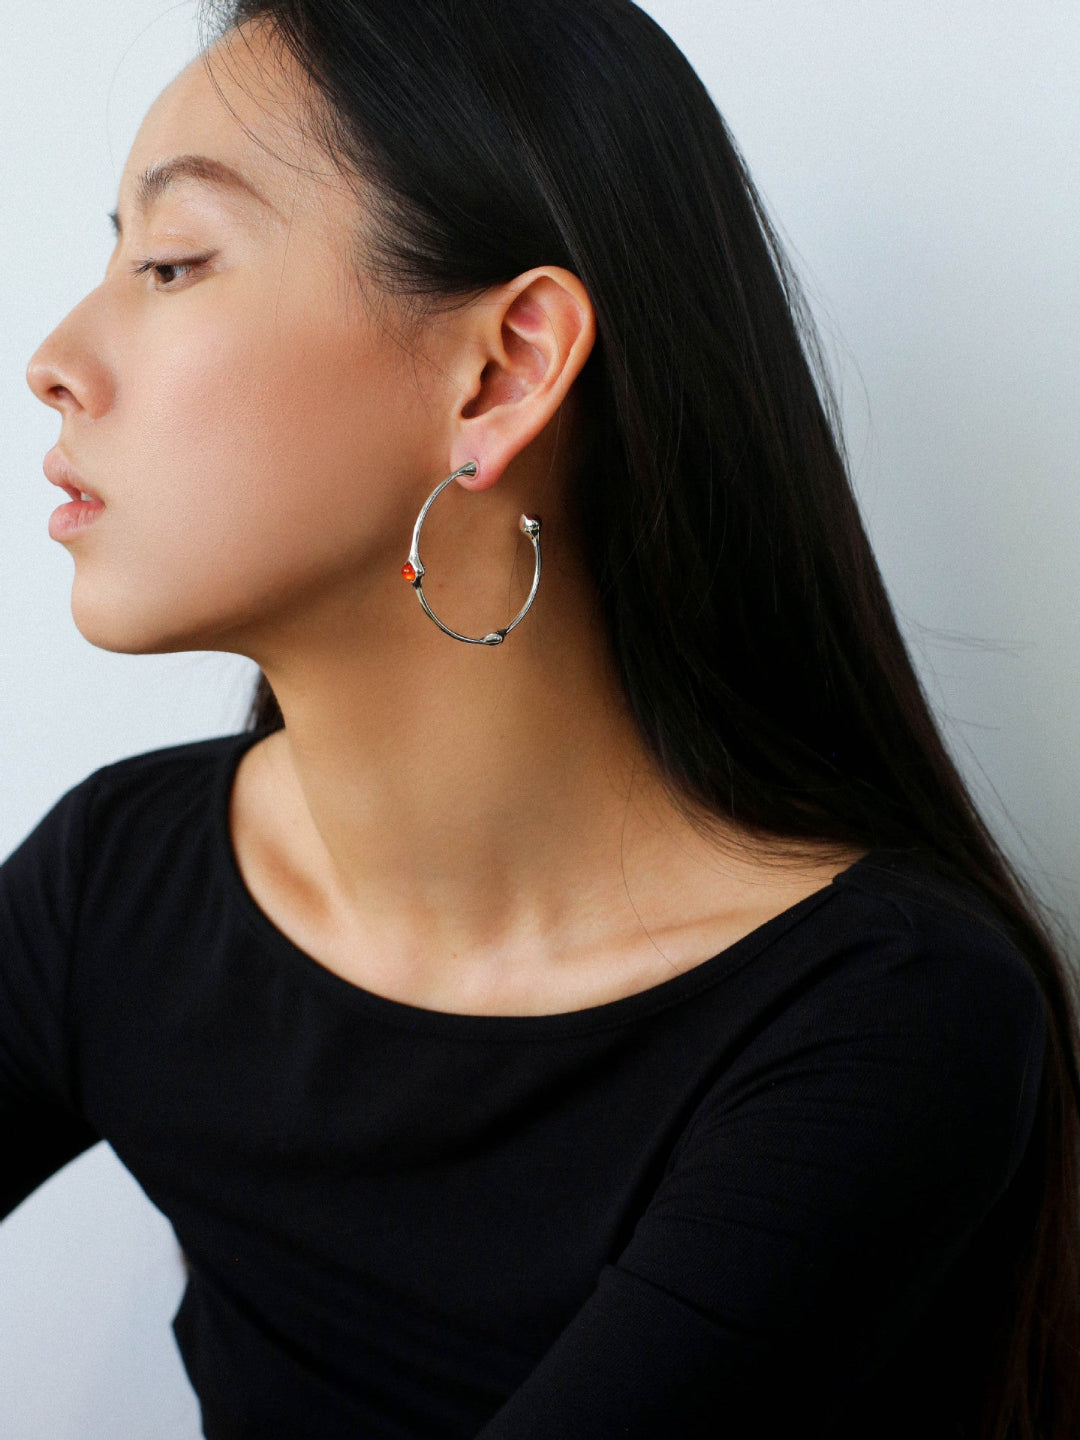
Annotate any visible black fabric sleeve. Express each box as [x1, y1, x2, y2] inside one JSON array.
[[0, 778, 100, 1220], [474, 917, 1048, 1439]]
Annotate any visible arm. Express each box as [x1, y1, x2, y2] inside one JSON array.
[[0, 780, 100, 1220], [476, 917, 1047, 1438]]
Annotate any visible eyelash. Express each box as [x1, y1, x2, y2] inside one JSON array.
[[129, 256, 211, 289]]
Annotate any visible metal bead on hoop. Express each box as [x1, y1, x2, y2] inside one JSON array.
[[401, 461, 542, 646]]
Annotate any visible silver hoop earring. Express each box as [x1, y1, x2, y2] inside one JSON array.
[[401, 461, 542, 647]]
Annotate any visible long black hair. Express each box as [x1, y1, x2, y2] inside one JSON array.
[[200, 1, 1080, 1432]]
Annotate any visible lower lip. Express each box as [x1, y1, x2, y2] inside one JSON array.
[[48, 498, 106, 542]]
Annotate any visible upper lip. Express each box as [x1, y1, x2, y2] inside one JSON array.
[[43, 448, 104, 505]]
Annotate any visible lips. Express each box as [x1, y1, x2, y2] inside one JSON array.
[[43, 447, 104, 505]]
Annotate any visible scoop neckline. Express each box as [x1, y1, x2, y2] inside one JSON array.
[[214, 727, 880, 1039]]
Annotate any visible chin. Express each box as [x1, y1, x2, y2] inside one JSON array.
[[69, 583, 211, 657]]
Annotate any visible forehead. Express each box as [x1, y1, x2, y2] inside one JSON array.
[[118, 21, 345, 226]]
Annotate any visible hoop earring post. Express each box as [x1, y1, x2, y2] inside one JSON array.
[[401, 462, 542, 646]]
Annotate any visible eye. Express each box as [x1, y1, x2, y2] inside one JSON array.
[[129, 256, 211, 289]]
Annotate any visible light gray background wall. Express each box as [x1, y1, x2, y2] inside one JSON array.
[[1, 2, 1077, 1435]]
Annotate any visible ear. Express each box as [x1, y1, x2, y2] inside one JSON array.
[[449, 266, 596, 491]]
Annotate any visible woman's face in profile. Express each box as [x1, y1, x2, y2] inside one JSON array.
[[25, 23, 443, 661]]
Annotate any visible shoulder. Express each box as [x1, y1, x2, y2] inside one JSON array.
[[664, 850, 1048, 1221], [834, 845, 1014, 931], [80, 728, 255, 794], [709, 845, 1047, 1037], [827, 847, 1044, 1011], [2, 730, 256, 885], [678, 845, 1051, 1163], [762, 847, 1049, 1168], [60, 729, 256, 834]]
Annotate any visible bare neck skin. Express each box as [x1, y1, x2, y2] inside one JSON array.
[[245, 515, 681, 999]]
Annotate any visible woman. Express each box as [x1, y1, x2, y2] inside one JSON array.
[[12, 0, 1079, 1435]]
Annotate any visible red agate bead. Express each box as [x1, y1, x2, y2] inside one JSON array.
[[401, 562, 417, 582]]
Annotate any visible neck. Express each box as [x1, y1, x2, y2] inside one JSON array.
[[248, 538, 690, 979]]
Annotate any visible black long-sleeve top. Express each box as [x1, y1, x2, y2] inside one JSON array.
[[0, 729, 1047, 1438]]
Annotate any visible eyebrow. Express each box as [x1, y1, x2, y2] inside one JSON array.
[[108, 155, 276, 237]]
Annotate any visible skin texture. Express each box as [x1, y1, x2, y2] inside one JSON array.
[[26, 21, 864, 1015]]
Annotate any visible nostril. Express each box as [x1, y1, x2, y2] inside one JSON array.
[[26, 348, 77, 408], [26, 334, 108, 415]]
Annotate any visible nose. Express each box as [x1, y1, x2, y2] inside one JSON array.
[[26, 300, 112, 419], [27, 334, 82, 416]]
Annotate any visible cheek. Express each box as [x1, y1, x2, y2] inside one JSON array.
[[161, 295, 416, 538], [75, 287, 429, 649]]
